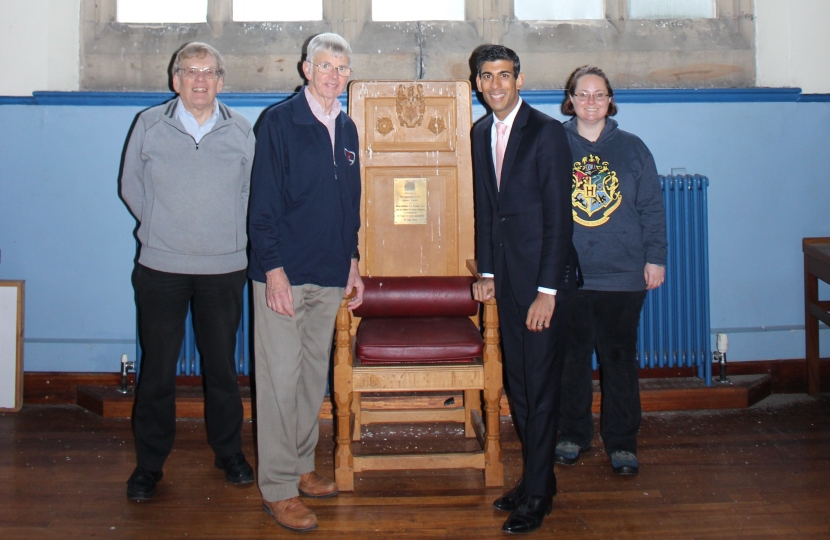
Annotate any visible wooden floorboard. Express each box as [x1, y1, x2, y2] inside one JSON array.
[[1, 393, 829, 538]]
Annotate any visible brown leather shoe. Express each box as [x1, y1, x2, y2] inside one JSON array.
[[262, 497, 318, 532], [298, 471, 339, 498]]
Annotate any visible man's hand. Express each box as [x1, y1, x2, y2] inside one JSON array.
[[345, 259, 365, 310], [472, 277, 495, 303], [526, 291, 556, 332], [644, 263, 665, 290], [265, 267, 295, 317]]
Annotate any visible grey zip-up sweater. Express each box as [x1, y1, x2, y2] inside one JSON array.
[[563, 117, 667, 291], [121, 99, 255, 274]]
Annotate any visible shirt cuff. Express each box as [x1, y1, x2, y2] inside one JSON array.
[[479, 274, 555, 294]]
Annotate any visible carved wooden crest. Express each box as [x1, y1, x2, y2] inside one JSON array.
[[376, 116, 394, 136], [427, 117, 446, 136], [396, 83, 426, 128]]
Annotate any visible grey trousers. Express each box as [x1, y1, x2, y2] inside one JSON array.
[[253, 281, 343, 502]]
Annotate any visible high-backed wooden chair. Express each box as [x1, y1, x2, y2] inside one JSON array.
[[332, 80, 504, 490]]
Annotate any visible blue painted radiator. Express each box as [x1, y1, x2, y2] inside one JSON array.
[[591, 174, 712, 385], [135, 282, 251, 377]]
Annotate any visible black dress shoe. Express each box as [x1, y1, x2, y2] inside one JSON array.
[[493, 476, 526, 512], [127, 466, 163, 501], [215, 452, 254, 484], [501, 495, 553, 534]]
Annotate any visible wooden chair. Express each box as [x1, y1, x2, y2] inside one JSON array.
[[333, 268, 504, 490], [332, 80, 503, 490]]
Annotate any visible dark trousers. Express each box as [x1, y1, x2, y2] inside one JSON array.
[[558, 289, 647, 455], [132, 264, 247, 471], [498, 275, 573, 497]]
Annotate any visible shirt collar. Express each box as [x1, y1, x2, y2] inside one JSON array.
[[304, 86, 341, 122], [175, 97, 219, 125]]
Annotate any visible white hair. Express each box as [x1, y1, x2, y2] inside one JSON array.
[[306, 33, 352, 66]]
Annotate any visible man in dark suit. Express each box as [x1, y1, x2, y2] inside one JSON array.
[[471, 45, 581, 534]]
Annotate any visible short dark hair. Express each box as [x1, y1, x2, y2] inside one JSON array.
[[476, 45, 521, 78], [561, 65, 618, 117]]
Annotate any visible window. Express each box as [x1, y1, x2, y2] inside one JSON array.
[[116, 0, 207, 24], [372, 0, 465, 22], [629, 0, 716, 19], [514, 0, 604, 20], [233, 0, 323, 22]]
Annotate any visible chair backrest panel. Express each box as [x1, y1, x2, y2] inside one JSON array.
[[354, 276, 477, 318], [348, 80, 474, 277]]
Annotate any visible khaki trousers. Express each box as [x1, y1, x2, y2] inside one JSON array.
[[253, 281, 343, 502]]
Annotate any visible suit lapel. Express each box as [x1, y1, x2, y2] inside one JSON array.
[[477, 116, 499, 205], [499, 101, 530, 194]]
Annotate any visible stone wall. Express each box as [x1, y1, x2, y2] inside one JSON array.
[[80, 0, 755, 92]]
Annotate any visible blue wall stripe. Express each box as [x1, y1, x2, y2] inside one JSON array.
[[0, 88, 815, 107], [0, 96, 36, 104], [798, 94, 830, 102], [521, 88, 804, 104]]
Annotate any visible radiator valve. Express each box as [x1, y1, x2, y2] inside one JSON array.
[[118, 353, 135, 394], [713, 333, 729, 383]]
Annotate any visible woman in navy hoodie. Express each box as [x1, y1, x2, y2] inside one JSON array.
[[554, 66, 667, 475]]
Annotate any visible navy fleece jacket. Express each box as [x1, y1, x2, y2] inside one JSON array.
[[248, 92, 361, 287]]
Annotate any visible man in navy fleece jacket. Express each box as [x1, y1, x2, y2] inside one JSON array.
[[247, 32, 364, 533]]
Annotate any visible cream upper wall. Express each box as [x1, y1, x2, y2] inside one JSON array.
[[755, 0, 830, 92], [1, 0, 829, 95], [0, 0, 80, 95]]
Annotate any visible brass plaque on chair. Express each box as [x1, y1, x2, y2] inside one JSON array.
[[393, 178, 427, 224]]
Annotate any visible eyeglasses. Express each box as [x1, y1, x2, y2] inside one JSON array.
[[178, 66, 222, 79], [309, 62, 352, 77], [574, 92, 609, 102]]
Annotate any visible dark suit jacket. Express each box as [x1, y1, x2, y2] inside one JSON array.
[[473, 100, 581, 307]]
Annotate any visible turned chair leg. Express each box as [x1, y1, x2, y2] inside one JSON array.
[[334, 299, 355, 491], [482, 297, 504, 487]]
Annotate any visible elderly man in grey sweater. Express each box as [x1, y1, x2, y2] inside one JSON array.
[[120, 42, 256, 501]]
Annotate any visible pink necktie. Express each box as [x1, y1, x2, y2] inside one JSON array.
[[495, 121, 507, 189]]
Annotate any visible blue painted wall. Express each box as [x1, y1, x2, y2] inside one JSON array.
[[0, 90, 828, 372]]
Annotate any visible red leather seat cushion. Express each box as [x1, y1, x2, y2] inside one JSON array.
[[353, 276, 478, 318], [356, 317, 483, 364]]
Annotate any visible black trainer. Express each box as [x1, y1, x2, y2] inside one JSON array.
[[553, 441, 590, 466]]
